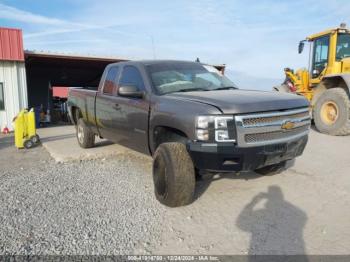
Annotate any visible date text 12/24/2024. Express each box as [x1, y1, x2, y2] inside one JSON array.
[[127, 255, 219, 261]]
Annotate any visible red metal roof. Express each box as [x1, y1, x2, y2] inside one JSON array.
[[0, 27, 24, 62]]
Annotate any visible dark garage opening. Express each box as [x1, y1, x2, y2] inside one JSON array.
[[24, 51, 127, 124]]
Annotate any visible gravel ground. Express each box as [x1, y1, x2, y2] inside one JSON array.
[[0, 134, 165, 255], [1, 130, 350, 255]]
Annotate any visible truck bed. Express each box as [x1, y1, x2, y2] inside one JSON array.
[[68, 88, 97, 127]]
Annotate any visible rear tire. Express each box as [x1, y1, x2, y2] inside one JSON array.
[[153, 142, 195, 207], [255, 161, 287, 175], [76, 118, 95, 148], [314, 88, 350, 136]]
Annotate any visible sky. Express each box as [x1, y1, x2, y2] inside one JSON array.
[[0, 0, 349, 89]]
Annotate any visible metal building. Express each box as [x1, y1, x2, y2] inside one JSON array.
[[0, 27, 27, 131], [0, 26, 225, 131], [0, 27, 126, 131]]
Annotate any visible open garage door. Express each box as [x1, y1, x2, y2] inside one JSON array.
[[24, 51, 127, 124]]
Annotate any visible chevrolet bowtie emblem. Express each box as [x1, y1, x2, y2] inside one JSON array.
[[281, 121, 295, 130]]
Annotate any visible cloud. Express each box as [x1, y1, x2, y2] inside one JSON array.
[[0, 3, 70, 26], [184, 0, 240, 26], [0, 2, 100, 40], [1, 0, 349, 89], [23, 24, 134, 39], [0, 2, 121, 39]]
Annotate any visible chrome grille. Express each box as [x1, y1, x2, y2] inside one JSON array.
[[245, 125, 309, 144], [235, 108, 311, 147], [242, 111, 310, 127]]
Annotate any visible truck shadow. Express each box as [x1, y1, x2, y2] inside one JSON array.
[[39, 133, 113, 148], [94, 140, 114, 147], [194, 171, 261, 201], [194, 160, 295, 201], [40, 134, 76, 142]]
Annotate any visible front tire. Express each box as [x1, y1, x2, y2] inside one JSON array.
[[153, 143, 195, 207], [314, 88, 350, 136], [76, 118, 95, 148]]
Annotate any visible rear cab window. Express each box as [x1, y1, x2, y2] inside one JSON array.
[[102, 67, 119, 95]]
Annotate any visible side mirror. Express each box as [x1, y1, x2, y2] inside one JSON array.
[[298, 41, 305, 54], [118, 85, 144, 98]]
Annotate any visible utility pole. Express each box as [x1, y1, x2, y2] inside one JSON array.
[[151, 36, 156, 59]]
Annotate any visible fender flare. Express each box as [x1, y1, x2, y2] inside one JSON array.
[[312, 74, 350, 106], [323, 73, 350, 92]]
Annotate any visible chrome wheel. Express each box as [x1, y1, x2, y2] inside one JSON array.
[[77, 124, 84, 144]]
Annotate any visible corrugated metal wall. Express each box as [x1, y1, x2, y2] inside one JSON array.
[[0, 27, 24, 62], [0, 61, 27, 130]]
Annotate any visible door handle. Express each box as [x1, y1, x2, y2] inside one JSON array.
[[113, 104, 121, 110]]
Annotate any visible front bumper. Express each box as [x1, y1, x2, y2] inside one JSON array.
[[187, 135, 308, 172]]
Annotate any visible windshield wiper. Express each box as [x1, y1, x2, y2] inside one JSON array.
[[211, 86, 237, 91], [176, 87, 210, 92]]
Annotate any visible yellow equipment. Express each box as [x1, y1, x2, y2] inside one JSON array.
[[14, 108, 40, 149], [275, 23, 350, 136]]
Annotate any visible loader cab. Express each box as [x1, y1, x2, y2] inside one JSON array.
[[301, 24, 350, 83], [297, 35, 331, 81]]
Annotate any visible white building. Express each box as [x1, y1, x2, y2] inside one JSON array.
[[0, 27, 27, 131]]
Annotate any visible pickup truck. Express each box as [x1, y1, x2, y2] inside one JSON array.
[[68, 60, 311, 207]]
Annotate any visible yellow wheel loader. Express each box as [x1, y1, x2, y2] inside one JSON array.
[[274, 23, 350, 135]]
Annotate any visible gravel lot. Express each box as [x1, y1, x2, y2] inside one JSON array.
[[0, 130, 350, 255], [0, 134, 165, 255]]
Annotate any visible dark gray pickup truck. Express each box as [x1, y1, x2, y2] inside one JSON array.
[[68, 60, 311, 207]]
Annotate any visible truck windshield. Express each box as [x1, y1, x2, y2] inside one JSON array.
[[146, 62, 237, 95], [336, 34, 350, 60]]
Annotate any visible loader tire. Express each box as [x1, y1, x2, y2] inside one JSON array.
[[76, 118, 95, 148], [314, 88, 350, 136], [153, 142, 195, 207]]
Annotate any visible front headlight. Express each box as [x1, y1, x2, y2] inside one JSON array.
[[196, 129, 209, 141], [215, 116, 233, 129], [196, 116, 213, 129], [195, 115, 236, 142]]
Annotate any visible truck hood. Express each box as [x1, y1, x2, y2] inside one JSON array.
[[166, 89, 309, 114]]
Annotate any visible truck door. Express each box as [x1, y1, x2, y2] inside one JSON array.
[[95, 66, 121, 141], [112, 65, 150, 154]]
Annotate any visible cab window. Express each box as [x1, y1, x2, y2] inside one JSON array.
[[336, 34, 350, 60], [312, 35, 329, 77], [119, 66, 145, 91], [103, 67, 119, 95]]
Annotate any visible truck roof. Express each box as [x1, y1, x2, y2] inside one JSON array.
[[109, 59, 206, 65], [108, 60, 226, 72], [139, 60, 200, 65]]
